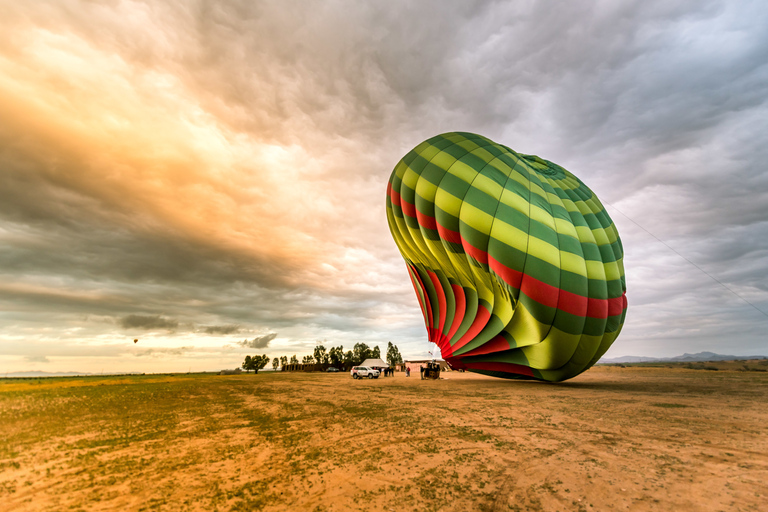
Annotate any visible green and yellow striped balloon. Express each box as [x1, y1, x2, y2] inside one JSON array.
[[386, 132, 627, 382]]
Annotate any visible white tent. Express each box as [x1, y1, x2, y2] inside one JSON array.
[[360, 358, 389, 368]]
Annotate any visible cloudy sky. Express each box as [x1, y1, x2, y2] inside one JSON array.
[[1, 0, 767, 374]]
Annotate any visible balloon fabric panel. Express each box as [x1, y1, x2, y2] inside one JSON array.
[[386, 132, 627, 382]]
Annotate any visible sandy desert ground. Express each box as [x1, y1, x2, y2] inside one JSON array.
[[1, 362, 766, 511]]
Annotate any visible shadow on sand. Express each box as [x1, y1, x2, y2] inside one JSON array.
[[441, 374, 719, 396]]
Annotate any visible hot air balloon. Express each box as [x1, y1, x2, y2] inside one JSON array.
[[134, 339, 138, 344], [386, 132, 627, 382]]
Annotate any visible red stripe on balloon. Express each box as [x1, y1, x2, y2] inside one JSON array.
[[387, 182, 401, 209], [393, 194, 627, 320], [488, 255, 523, 290], [427, 270, 447, 335], [416, 210, 438, 230], [608, 295, 626, 317], [458, 333, 511, 357], [486, 251, 622, 320], [586, 297, 608, 319], [400, 198, 417, 219], [445, 284, 466, 341], [426, 271, 453, 356], [452, 305, 491, 351], [556, 288, 589, 317], [463, 361, 535, 378], [444, 357, 466, 371], [461, 235, 489, 265], [433, 330, 450, 355], [436, 222, 462, 245], [520, 273, 559, 310]]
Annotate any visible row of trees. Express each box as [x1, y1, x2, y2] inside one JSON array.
[[244, 342, 404, 373]]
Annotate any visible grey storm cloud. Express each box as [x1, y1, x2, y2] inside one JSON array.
[[134, 346, 194, 357], [1, 0, 767, 374], [238, 333, 278, 349], [203, 324, 242, 335], [120, 315, 179, 331]]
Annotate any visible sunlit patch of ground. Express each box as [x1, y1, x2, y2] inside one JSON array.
[[1, 362, 766, 511]]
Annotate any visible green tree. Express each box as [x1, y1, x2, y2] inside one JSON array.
[[242, 355, 252, 373], [314, 345, 328, 365], [329, 346, 344, 367], [290, 355, 298, 365], [352, 343, 371, 364], [302, 354, 315, 364], [272, 357, 279, 371], [386, 341, 403, 367], [280, 355, 288, 367], [252, 354, 270, 373], [372, 345, 381, 359]]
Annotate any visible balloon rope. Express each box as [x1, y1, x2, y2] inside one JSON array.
[[605, 203, 768, 319]]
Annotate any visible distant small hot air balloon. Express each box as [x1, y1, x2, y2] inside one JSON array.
[[134, 339, 138, 344]]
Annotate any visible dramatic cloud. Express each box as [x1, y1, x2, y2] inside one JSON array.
[[134, 346, 194, 357], [203, 325, 242, 335], [1, 1, 767, 373], [238, 333, 278, 350], [120, 315, 179, 331]]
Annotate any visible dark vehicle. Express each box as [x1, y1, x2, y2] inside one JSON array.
[[421, 361, 441, 380], [326, 367, 340, 372]]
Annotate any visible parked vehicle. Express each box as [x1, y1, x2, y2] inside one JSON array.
[[326, 367, 340, 372], [350, 366, 380, 379]]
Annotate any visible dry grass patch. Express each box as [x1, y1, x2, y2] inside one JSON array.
[[1, 366, 767, 511]]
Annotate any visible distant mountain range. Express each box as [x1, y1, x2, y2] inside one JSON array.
[[599, 351, 767, 364]]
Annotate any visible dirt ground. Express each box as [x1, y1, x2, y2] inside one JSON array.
[[1, 363, 766, 511]]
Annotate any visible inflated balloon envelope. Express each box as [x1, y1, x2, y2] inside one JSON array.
[[386, 132, 627, 382]]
